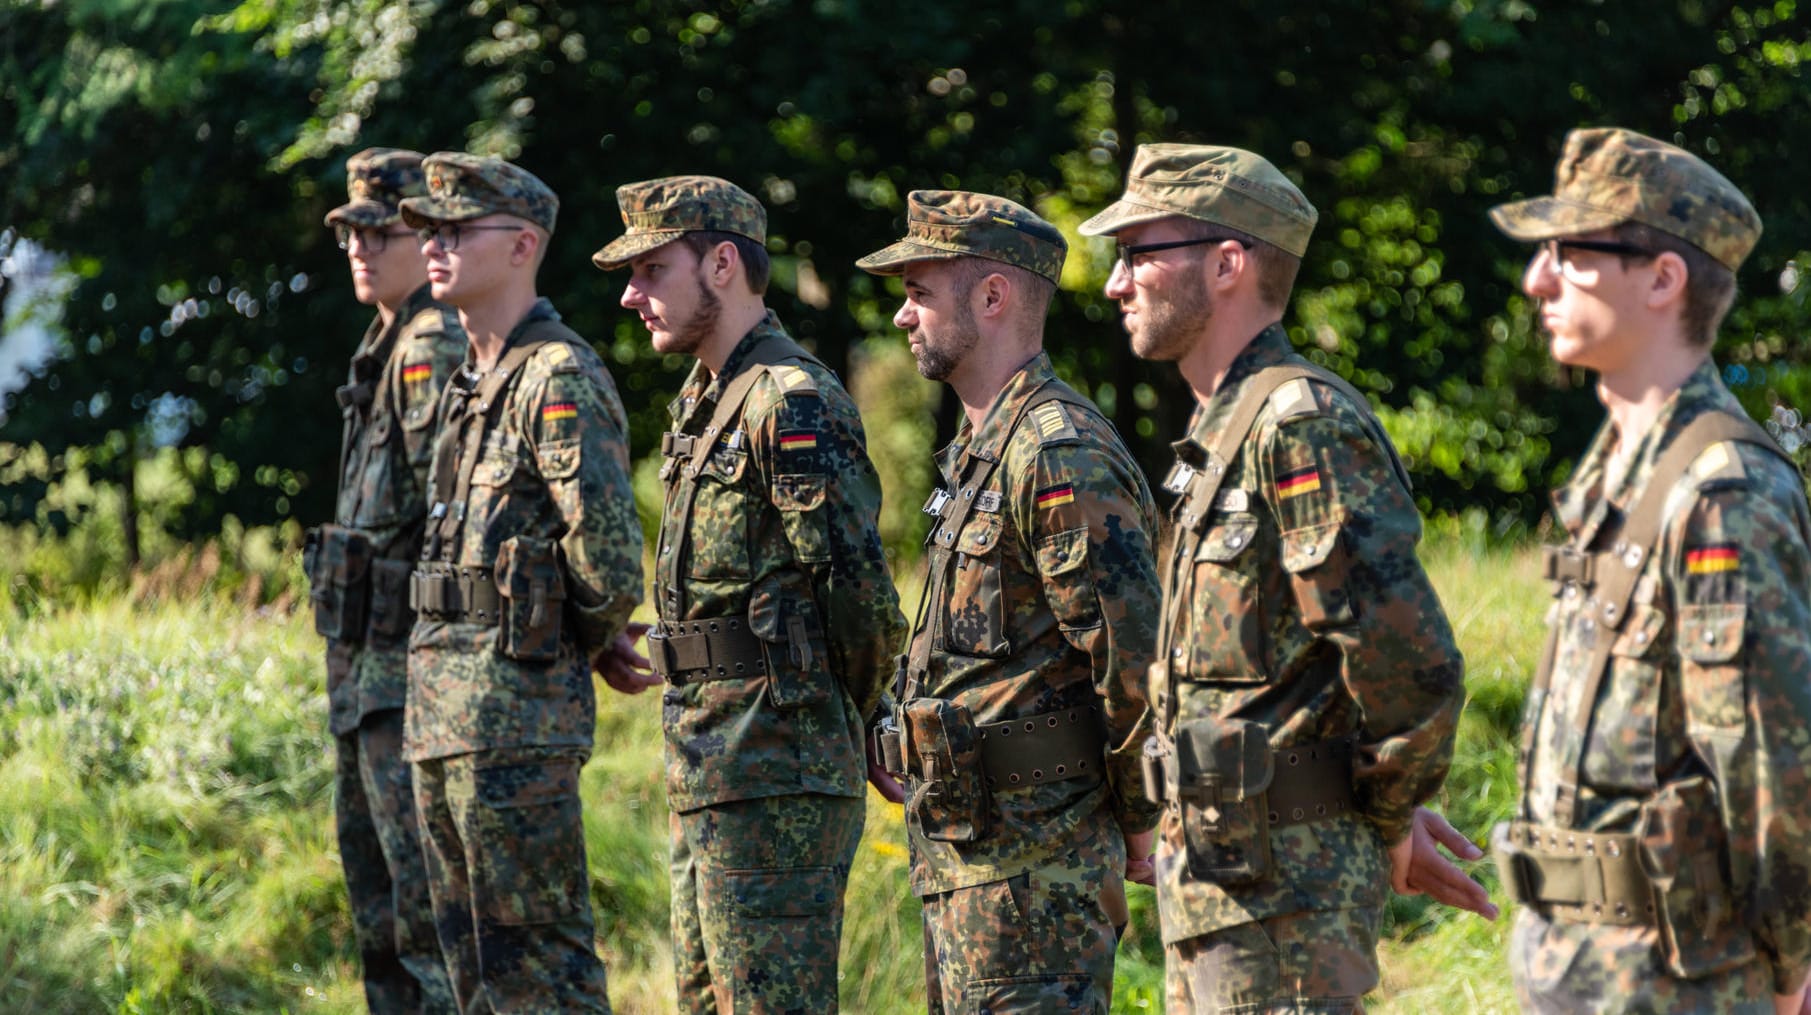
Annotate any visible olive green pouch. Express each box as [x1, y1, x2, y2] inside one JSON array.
[[494, 535, 565, 663], [903, 697, 991, 843], [1176, 716, 1275, 885]]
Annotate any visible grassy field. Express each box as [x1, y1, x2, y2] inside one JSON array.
[[0, 540, 1544, 1013]]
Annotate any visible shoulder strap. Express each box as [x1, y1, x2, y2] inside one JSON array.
[[1528, 409, 1783, 825]]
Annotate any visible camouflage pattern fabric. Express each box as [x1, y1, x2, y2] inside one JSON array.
[[901, 351, 1162, 897], [1151, 325, 1463, 956], [407, 299, 643, 760], [668, 793, 863, 1014], [855, 189, 1067, 283], [1489, 127, 1761, 271], [592, 174, 767, 270], [1165, 905, 1382, 1014], [920, 811, 1127, 1015], [325, 283, 464, 735], [1076, 143, 1319, 257], [1511, 360, 1811, 1003], [335, 711, 456, 1013], [654, 313, 904, 1005], [400, 152, 559, 233], [413, 746, 609, 1013], [326, 147, 429, 228]]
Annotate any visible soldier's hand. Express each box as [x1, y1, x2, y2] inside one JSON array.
[[1123, 828, 1156, 886], [596, 622, 660, 695], [1388, 806, 1499, 920]]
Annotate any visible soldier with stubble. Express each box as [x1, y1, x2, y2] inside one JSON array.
[[311, 146, 462, 1014]]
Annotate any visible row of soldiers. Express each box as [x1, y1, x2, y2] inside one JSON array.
[[307, 127, 1811, 1014]]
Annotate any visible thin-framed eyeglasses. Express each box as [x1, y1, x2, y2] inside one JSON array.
[[1538, 238, 1655, 284], [416, 222, 525, 252], [1116, 236, 1251, 273], [334, 224, 415, 254]]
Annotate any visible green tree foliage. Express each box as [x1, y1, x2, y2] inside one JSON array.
[[4, 0, 1809, 545]]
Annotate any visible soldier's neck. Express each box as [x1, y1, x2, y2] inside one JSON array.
[[1182, 309, 1283, 405], [698, 299, 771, 379], [951, 341, 1040, 431], [458, 288, 542, 372], [1595, 344, 1706, 460]]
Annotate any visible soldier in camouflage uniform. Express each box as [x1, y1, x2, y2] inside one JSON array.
[[399, 153, 645, 1013], [592, 176, 904, 1013], [856, 190, 1163, 1013], [1081, 144, 1488, 1012], [310, 147, 462, 1014], [1489, 127, 1811, 1014]]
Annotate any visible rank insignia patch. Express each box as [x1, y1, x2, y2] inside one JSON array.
[[1686, 544, 1739, 575], [402, 363, 434, 384], [1276, 466, 1322, 500], [541, 401, 578, 422], [1036, 483, 1076, 510], [779, 430, 818, 452]]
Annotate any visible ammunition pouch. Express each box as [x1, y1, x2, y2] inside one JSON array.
[[1144, 719, 1357, 886], [305, 525, 373, 643], [749, 580, 831, 710], [900, 698, 992, 843], [365, 558, 415, 645], [1494, 776, 1755, 979], [410, 563, 501, 624], [493, 535, 565, 663], [647, 616, 766, 686]]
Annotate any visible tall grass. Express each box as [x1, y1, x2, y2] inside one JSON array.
[[0, 534, 1545, 1013]]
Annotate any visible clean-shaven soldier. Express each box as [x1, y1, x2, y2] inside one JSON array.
[[1490, 126, 1811, 1015], [1081, 143, 1491, 1013], [312, 146, 462, 1014], [858, 190, 1162, 1013], [401, 153, 645, 1013], [594, 175, 904, 1014]]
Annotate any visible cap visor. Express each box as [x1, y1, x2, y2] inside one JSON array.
[[324, 200, 400, 229], [398, 195, 491, 229], [854, 240, 965, 276], [1077, 198, 1179, 237], [1488, 197, 1627, 242], [591, 231, 685, 271]]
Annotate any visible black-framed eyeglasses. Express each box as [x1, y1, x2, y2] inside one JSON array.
[[334, 224, 414, 254], [1537, 238, 1655, 284], [1116, 236, 1251, 273], [416, 222, 525, 252]]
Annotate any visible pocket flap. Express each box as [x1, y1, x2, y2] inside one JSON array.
[[495, 535, 566, 600], [726, 865, 838, 918], [1177, 716, 1274, 800], [1035, 526, 1089, 577], [1195, 514, 1258, 563], [1282, 521, 1340, 574], [1611, 603, 1667, 659], [956, 511, 1003, 556], [772, 473, 826, 512], [536, 439, 580, 481], [470, 453, 520, 488], [1680, 604, 1744, 664]]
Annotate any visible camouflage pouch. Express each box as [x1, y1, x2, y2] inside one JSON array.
[[305, 524, 373, 643], [364, 558, 416, 646], [1638, 775, 1756, 978], [1174, 715, 1275, 885], [903, 697, 992, 843], [493, 534, 566, 663], [749, 574, 831, 709]]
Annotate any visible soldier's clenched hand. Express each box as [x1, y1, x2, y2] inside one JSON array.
[[595, 622, 660, 695]]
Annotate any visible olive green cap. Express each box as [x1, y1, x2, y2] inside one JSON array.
[[591, 175, 767, 271], [398, 152, 559, 233], [1077, 143, 1318, 257], [856, 190, 1067, 283], [324, 147, 425, 228], [1489, 126, 1760, 271]]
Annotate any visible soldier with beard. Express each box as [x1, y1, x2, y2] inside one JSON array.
[[593, 175, 905, 1014]]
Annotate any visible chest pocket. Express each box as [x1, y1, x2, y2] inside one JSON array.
[[1036, 526, 1101, 633], [352, 412, 409, 529], [685, 443, 753, 579], [467, 450, 530, 560], [1184, 512, 1267, 684], [1580, 600, 1666, 793], [940, 509, 1010, 658], [773, 474, 831, 565]]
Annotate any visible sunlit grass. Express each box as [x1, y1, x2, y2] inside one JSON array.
[[0, 538, 1543, 1012]]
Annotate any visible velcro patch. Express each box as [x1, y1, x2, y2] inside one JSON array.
[[779, 430, 818, 452], [542, 401, 578, 422], [1031, 402, 1079, 443], [1269, 379, 1316, 419], [1686, 544, 1739, 575], [1276, 466, 1322, 500], [1036, 483, 1076, 509], [402, 362, 434, 384]]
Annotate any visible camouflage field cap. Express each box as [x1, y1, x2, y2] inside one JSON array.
[[1489, 127, 1760, 271], [1078, 143, 1318, 257], [324, 148, 426, 228], [398, 152, 558, 233], [855, 190, 1067, 284], [591, 175, 766, 270]]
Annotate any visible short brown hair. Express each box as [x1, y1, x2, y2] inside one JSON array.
[[681, 230, 771, 295], [950, 257, 1057, 318], [1610, 222, 1737, 348], [1177, 219, 1300, 309]]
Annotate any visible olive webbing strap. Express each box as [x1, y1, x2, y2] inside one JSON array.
[[1533, 410, 1785, 826], [662, 333, 825, 618]]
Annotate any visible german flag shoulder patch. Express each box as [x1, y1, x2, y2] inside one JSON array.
[[778, 429, 819, 453], [1036, 483, 1076, 510], [541, 400, 579, 423], [401, 362, 434, 385], [1686, 543, 1739, 575], [1275, 465, 1322, 500]]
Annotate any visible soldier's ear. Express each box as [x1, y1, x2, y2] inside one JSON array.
[[512, 225, 545, 268], [1645, 250, 1689, 315]]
